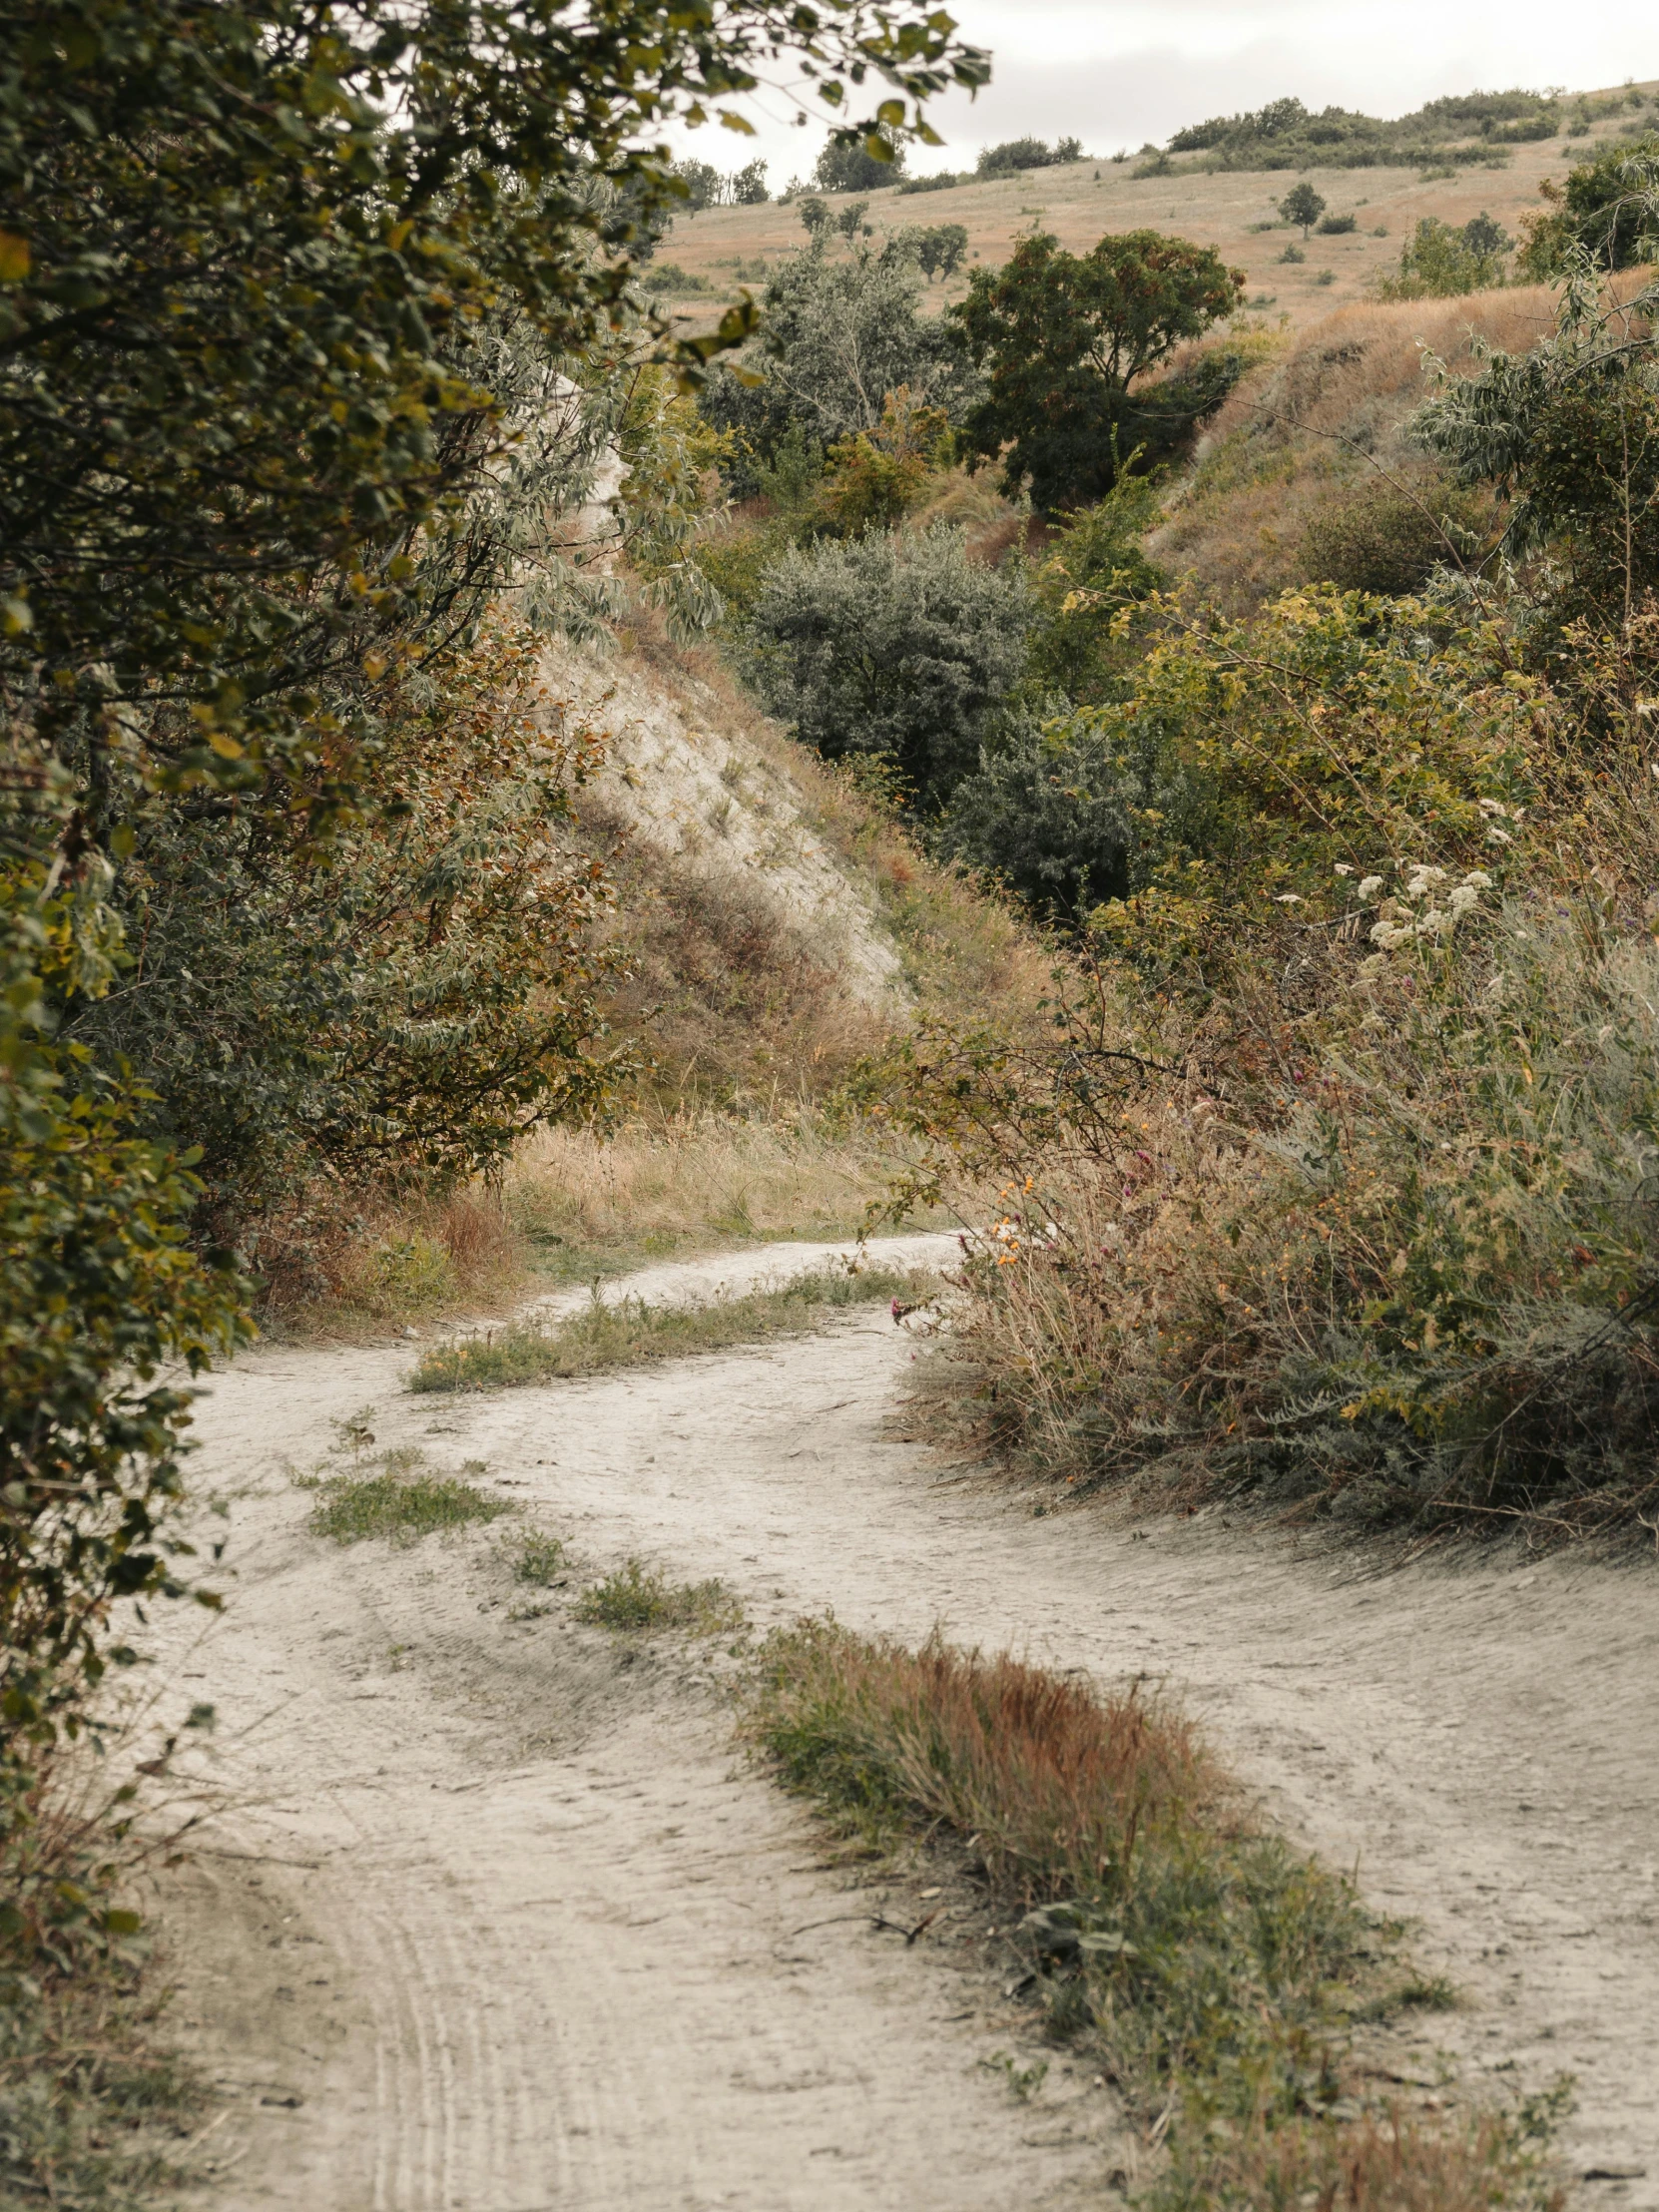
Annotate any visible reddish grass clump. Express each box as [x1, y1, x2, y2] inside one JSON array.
[[755, 1623, 1214, 1899]]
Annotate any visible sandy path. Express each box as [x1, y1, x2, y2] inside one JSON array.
[[153, 1237, 1659, 2209]]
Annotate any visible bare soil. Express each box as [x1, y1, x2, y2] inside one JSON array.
[[150, 1238, 1659, 2209]]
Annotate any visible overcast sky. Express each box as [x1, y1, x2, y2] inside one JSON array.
[[667, 1, 1659, 187]]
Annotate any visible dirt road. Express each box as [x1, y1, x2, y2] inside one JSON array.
[[152, 1238, 1659, 2210]]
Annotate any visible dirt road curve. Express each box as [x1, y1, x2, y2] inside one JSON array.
[[151, 1238, 1659, 2211]]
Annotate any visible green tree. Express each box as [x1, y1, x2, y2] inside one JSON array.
[[1375, 216, 1508, 298], [701, 241, 976, 494], [1417, 250, 1659, 635], [953, 231, 1244, 512], [935, 710, 1135, 919], [732, 160, 771, 206], [0, 0, 988, 1840], [743, 527, 1029, 809], [916, 223, 970, 280], [1, 0, 986, 798], [1279, 182, 1327, 236], [1518, 139, 1659, 274], [676, 159, 726, 211], [814, 135, 907, 194], [799, 195, 832, 237], [835, 199, 871, 242]]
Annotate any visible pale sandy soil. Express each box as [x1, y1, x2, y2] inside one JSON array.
[[148, 1238, 1659, 2210]]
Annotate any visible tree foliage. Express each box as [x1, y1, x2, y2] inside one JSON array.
[[1373, 215, 1510, 299], [1279, 184, 1327, 237], [1517, 139, 1659, 275], [1417, 243, 1659, 637], [953, 232, 1245, 512], [0, 0, 988, 1843], [701, 240, 976, 494], [813, 133, 908, 195]]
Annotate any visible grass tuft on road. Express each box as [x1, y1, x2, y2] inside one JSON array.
[[753, 1621, 1565, 2212], [301, 1449, 514, 1544], [407, 1261, 933, 1393], [576, 1558, 744, 1636]]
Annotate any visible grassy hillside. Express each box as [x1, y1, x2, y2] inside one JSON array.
[[653, 75, 1658, 330]]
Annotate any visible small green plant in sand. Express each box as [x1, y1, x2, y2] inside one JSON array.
[[300, 1447, 513, 1545], [752, 1621, 1566, 2212], [408, 1262, 932, 1393], [576, 1558, 745, 1635], [515, 1533, 570, 1585]]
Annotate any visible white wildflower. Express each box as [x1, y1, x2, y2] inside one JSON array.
[[1358, 874, 1384, 899], [1460, 869, 1493, 889], [1370, 919, 1413, 948], [1275, 892, 1304, 904], [1485, 827, 1514, 845], [1447, 884, 1479, 918], [1334, 863, 1354, 876], [1416, 906, 1448, 933], [1402, 864, 1447, 900]]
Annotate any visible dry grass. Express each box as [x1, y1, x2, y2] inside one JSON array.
[[754, 1621, 1565, 2212], [1152, 287, 1565, 612], [506, 1109, 913, 1275], [407, 1260, 931, 1391]]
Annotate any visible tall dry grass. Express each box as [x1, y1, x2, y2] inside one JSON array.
[[1153, 287, 1565, 612]]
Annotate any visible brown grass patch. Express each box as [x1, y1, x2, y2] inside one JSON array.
[[1153, 288, 1565, 613]]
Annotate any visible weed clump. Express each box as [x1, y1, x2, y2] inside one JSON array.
[[577, 1559, 744, 1635], [301, 1450, 513, 1544], [515, 1533, 569, 1585], [408, 1262, 930, 1392]]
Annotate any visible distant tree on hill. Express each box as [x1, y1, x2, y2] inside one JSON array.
[[814, 135, 906, 195], [1460, 211, 1511, 260], [1279, 182, 1327, 236], [676, 156, 770, 211], [798, 196, 831, 238], [834, 199, 870, 242], [976, 136, 1084, 179], [954, 230, 1245, 512], [700, 244, 976, 494], [916, 223, 969, 281], [675, 159, 724, 212]]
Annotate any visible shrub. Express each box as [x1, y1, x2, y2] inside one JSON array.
[[1021, 472, 1168, 706], [61, 626, 622, 1226], [1301, 482, 1478, 596], [1317, 211, 1358, 234], [1374, 215, 1508, 298], [643, 262, 713, 294], [935, 710, 1136, 919], [742, 527, 1030, 809], [975, 137, 1082, 179], [1416, 256, 1659, 636], [1518, 138, 1659, 274]]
